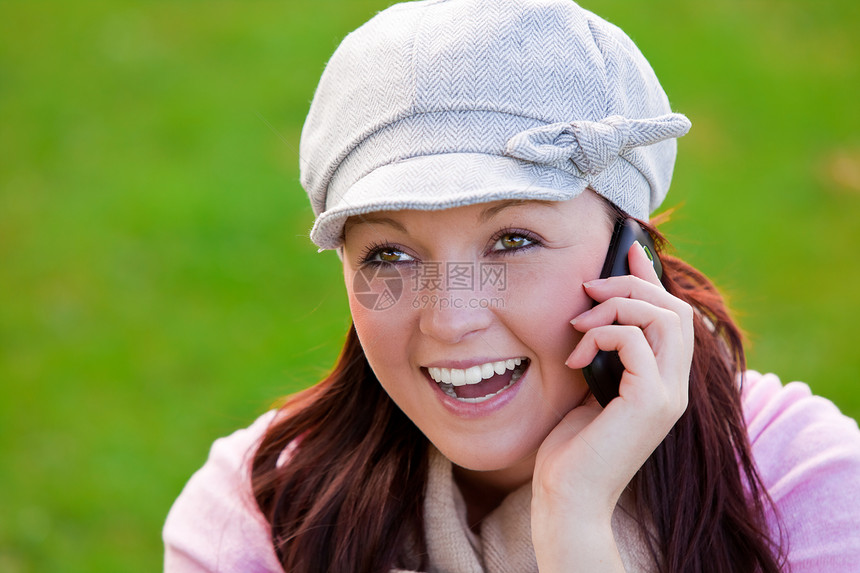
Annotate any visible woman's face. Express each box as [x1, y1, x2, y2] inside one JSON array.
[[342, 190, 614, 487]]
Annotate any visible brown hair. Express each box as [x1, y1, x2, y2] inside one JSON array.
[[251, 213, 786, 572], [627, 218, 786, 572]]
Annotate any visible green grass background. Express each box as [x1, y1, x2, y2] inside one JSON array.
[[1, 0, 858, 570]]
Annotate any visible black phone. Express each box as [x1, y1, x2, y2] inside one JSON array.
[[582, 218, 663, 407]]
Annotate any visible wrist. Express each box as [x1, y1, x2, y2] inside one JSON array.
[[531, 462, 620, 523], [531, 505, 622, 573], [531, 477, 625, 572]]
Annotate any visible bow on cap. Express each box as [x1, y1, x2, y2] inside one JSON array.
[[505, 113, 691, 176]]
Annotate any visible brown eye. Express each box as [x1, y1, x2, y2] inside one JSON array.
[[494, 233, 533, 251], [363, 246, 415, 265], [378, 249, 403, 262]]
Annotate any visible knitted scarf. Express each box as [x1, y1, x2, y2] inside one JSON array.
[[393, 447, 656, 572]]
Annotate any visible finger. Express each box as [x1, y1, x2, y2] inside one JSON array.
[[566, 325, 684, 419], [582, 275, 693, 342], [628, 240, 662, 287], [583, 274, 667, 306], [565, 324, 659, 380], [570, 297, 691, 391], [571, 297, 683, 354], [571, 296, 674, 332]]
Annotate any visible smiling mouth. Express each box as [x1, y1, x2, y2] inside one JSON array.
[[424, 358, 530, 403]]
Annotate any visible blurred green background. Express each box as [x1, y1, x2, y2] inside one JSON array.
[[1, 0, 858, 570]]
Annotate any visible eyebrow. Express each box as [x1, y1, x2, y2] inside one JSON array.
[[344, 199, 558, 235], [478, 199, 556, 223], [343, 213, 408, 234]]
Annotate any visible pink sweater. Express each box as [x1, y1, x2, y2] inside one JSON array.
[[163, 372, 860, 571]]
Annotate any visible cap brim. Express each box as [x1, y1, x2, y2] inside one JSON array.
[[310, 153, 588, 250]]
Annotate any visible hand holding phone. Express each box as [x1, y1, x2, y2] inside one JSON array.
[[582, 218, 663, 407], [536, 218, 691, 569], [536, 223, 690, 569]]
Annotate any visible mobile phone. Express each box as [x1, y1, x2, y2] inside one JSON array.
[[582, 218, 663, 407]]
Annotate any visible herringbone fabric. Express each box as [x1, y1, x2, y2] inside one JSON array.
[[300, 0, 691, 250]]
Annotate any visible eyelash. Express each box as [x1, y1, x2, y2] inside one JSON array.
[[488, 227, 542, 257], [357, 228, 543, 267], [358, 241, 415, 268]]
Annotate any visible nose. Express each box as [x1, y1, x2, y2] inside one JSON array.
[[417, 292, 494, 344]]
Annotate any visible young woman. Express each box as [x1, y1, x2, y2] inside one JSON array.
[[163, 1, 860, 571]]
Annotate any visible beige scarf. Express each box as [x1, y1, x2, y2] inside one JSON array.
[[394, 447, 657, 572]]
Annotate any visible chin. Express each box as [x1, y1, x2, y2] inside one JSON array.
[[434, 433, 541, 475]]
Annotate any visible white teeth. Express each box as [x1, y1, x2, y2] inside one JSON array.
[[443, 364, 528, 403], [464, 366, 482, 385], [438, 382, 457, 399], [480, 363, 494, 379], [427, 358, 527, 386], [451, 368, 466, 386]]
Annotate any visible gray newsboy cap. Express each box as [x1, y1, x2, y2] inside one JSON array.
[[301, 0, 691, 250]]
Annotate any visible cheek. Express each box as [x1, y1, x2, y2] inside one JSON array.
[[499, 254, 602, 348], [345, 267, 417, 378]]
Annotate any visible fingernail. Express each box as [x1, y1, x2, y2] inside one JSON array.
[[570, 308, 592, 325], [634, 240, 656, 265], [583, 279, 604, 289]]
